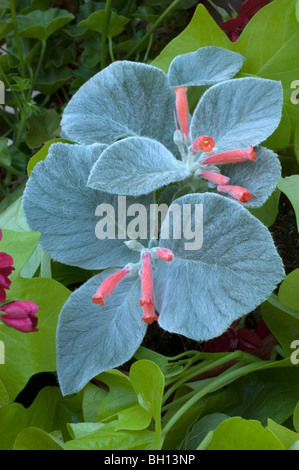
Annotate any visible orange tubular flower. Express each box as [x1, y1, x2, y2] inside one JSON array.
[[217, 184, 252, 203], [201, 172, 230, 186], [154, 247, 174, 262], [190, 135, 215, 153], [92, 267, 130, 306], [139, 252, 158, 325], [203, 146, 256, 165], [174, 87, 189, 139]]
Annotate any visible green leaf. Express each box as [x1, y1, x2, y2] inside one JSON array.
[[65, 421, 155, 450], [152, 4, 231, 72], [262, 294, 299, 357], [0, 386, 82, 449], [208, 417, 285, 450], [0, 137, 12, 169], [278, 176, 299, 231], [249, 188, 280, 227], [35, 66, 73, 95], [78, 10, 129, 37], [17, 8, 74, 40], [96, 370, 138, 422], [0, 196, 42, 278], [129, 360, 164, 423], [267, 418, 299, 450], [235, 0, 299, 131], [0, 230, 70, 405], [294, 120, 299, 164], [13, 427, 65, 450], [294, 401, 299, 432], [82, 382, 108, 422], [26, 109, 61, 149], [186, 413, 230, 450], [278, 268, 299, 311]]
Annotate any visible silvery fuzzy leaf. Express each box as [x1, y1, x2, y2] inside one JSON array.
[[56, 269, 146, 395], [22, 142, 153, 270], [168, 46, 245, 88], [154, 193, 285, 341], [190, 77, 283, 153], [61, 61, 178, 155], [219, 146, 281, 208], [87, 136, 190, 196]]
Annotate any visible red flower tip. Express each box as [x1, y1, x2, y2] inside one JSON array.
[[0, 300, 39, 333], [92, 267, 130, 306], [201, 172, 230, 186], [217, 184, 252, 203], [154, 247, 174, 262], [203, 146, 257, 165], [140, 252, 158, 325], [190, 135, 215, 153], [174, 87, 189, 139]]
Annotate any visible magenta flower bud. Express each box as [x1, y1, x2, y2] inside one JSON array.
[[0, 301, 39, 333]]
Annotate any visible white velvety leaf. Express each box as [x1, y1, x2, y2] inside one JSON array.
[[190, 78, 283, 153], [219, 146, 281, 208], [56, 270, 147, 395], [154, 193, 285, 341], [87, 137, 190, 196], [168, 46, 245, 88], [61, 61, 178, 155], [22, 143, 153, 270]]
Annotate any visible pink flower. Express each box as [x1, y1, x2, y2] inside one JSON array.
[[139, 252, 158, 325], [0, 229, 15, 302], [0, 300, 39, 333], [201, 172, 230, 186], [190, 135, 215, 153], [92, 266, 131, 306], [217, 184, 252, 203], [154, 247, 174, 262], [202, 146, 256, 165], [174, 87, 189, 139], [220, 0, 269, 41], [91, 247, 174, 326]]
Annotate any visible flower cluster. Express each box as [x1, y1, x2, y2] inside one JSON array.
[[22, 47, 285, 395], [0, 229, 39, 333], [0, 229, 15, 302], [174, 86, 257, 203], [92, 247, 174, 325]]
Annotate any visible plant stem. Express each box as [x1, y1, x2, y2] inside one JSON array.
[[124, 0, 183, 61], [161, 355, 271, 445], [108, 36, 115, 62], [32, 39, 46, 94], [100, 0, 112, 70], [10, 0, 26, 78]]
